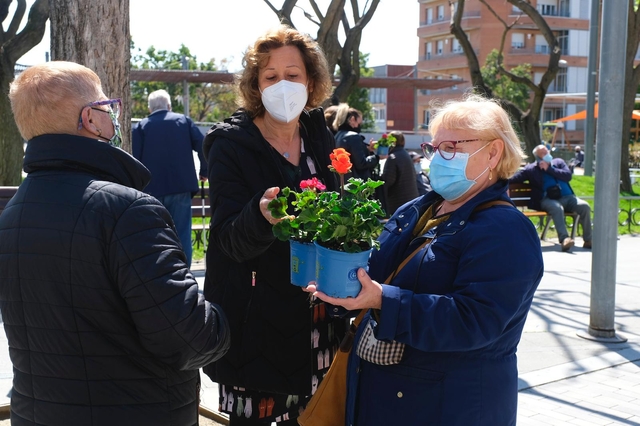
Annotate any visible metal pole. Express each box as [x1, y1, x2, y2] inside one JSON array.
[[182, 56, 190, 118], [584, 0, 600, 177], [581, 0, 628, 342]]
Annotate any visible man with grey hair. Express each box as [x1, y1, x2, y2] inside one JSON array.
[[510, 144, 592, 252], [133, 89, 207, 266]]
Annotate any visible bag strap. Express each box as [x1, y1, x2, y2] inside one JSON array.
[[342, 199, 513, 351]]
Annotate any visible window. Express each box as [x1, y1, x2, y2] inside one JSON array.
[[427, 8, 433, 24], [452, 39, 462, 53], [426, 42, 432, 60], [423, 110, 431, 128], [554, 67, 567, 93], [511, 33, 525, 49], [437, 40, 444, 55], [535, 34, 548, 54], [556, 30, 569, 55], [451, 74, 459, 90], [437, 5, 445, 20]]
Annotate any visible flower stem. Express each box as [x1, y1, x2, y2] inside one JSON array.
[[340, 174, 344, 198]]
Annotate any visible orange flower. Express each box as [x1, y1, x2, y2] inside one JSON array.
[[329, 148, 352, 174]]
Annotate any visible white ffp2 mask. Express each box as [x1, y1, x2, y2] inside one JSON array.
[[261, 80, 308, 123]]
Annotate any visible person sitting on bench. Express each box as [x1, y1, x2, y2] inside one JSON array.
[[510, 144, 592, 252]]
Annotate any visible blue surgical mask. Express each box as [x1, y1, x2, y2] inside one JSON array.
[[430, 143, 490, 201], [542, 154, 553, 163]]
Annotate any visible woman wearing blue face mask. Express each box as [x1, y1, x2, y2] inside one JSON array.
[[309, 94, 544, 425], [201, 25, 346, 425]]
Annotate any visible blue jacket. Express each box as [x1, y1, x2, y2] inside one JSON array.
[[132, 110, 207, 198], [510, 158, 574, 210], [346, 180, 543, 426]]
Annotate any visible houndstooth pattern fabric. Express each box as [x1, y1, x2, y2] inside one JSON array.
[[355, 318, 405, 365]]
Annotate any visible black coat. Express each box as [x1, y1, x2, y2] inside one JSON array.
[[202, 109, 346, 395], [0, 134, 230, 426], [381, 146, 420, 216], [335, 130, 379, 180]]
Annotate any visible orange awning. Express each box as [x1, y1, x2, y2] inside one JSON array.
[[553, 103, 640, 122]]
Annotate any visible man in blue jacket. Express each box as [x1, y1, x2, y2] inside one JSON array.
[[510, 144, 592, 252], [133, 89, 207, 265]]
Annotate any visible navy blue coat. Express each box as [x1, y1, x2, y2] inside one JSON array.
[[346, 180, 543, 426], [510, 158, 574, 210], [0, 134, 230, 426], [132, 110, 207, 198]]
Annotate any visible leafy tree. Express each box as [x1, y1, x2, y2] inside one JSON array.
[[481, 49, 531, 112], [451, 0, 563, 159], [0, 0, 49, 185], [264, 0, 380, 104], [130, 43, 235, 123], [346, 53, 375, 131]]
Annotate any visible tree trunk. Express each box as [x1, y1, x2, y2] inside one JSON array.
[[619, 1, 640, 193], [264, 0, 379, 105], [0, 0, 49, 185], [49, 0, 131, 152]]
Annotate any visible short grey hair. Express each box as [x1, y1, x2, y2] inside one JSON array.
[[148, 89, 171, 112]]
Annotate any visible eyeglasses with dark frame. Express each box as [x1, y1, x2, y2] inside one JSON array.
[[77, 98, 122, 130], [421, 138, 480, 161]]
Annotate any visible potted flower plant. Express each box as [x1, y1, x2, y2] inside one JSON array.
[[268, 148, 385, 297], [374, 133, 396, 156], [269, 177, 326, 287]]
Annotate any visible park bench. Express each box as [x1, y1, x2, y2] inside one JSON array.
[[508, 182, 579, 240], [0, 186, 19, 217], [191, 188, 210, 249]]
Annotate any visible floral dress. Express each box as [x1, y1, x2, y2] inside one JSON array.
[[218, 138, 342, 424]]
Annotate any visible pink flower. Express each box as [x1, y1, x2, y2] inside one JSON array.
[[300, 177, 326, 191]]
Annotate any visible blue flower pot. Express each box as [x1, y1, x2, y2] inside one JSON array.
[[377, 146, 389, 156], [290, 240, 316, 287], [315, 242, 372, 298]]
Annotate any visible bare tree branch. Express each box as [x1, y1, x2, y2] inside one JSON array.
[[6, 0, 26, 38], [5, 0, 49, 64]]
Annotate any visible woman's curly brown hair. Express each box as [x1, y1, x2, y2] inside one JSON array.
[[236, 25, 333, 118]]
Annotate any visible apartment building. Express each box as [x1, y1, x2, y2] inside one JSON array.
[[417, 0, 593, 145]]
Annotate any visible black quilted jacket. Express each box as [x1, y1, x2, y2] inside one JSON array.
[[201, 109, 346, 395], [0, 134, 230, 426]]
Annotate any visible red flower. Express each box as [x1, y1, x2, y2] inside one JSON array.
[[382, 133, 388, 138], [300, 177, 326, 191], [329, 148, 352, 175]]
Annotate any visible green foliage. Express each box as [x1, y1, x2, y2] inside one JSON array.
[[130, 41, 236, 122], [345, 53, 376, 131], [315, 178, 385, 253], [374, 133, 396, 148], [268, 177, 385, 253], [481, 49, 532, 111]]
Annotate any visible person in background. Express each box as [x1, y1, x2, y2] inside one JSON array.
[[332, 103, 380, 180], [380, 131, 419, 216], [510, 144, 592, 252], [574, 145, 584, 167], [1, 61, 230, 426], [201, 25, 347, 425], [323, 104, 339, 135], [308, 94, 543, 425], [132, 89, 208, 266], [410, 151, 432, 195]]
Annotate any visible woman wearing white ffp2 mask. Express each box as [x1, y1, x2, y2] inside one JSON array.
[[201, 25, 345, 426]]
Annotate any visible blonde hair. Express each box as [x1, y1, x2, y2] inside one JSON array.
[[9, 61, 104, 140], [237, 25, 333, 117], [332, 103, 361, 131], [428, 94, 525, 179]]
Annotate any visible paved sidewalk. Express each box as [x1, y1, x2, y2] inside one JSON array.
[[1, 235, 638, 425]]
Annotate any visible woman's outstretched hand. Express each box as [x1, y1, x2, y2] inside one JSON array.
[[305, 268, 383, 310]]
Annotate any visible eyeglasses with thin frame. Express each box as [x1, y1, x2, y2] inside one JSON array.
[[77, 98, 122, 130], [421, 138, 480, 161]]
